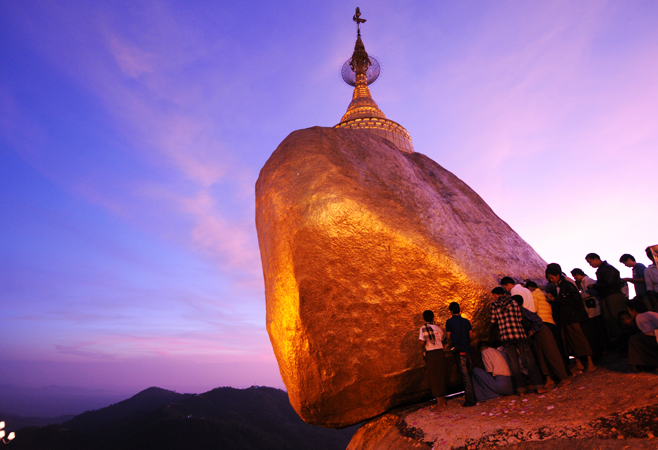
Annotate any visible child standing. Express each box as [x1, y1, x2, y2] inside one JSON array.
[[445, 302, 477, 407], [419, 310, 447, 409]]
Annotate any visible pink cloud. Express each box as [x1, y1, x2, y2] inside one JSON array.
[[178, 191, 261, 274], [5, 2, 262, 278], [105, 33, 155, 79], [55, 343, 116, 361]]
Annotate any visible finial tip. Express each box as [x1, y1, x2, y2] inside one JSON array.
[[353, 7, 366, 26]]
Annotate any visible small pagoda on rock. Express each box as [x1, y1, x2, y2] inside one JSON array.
[[334, 7, 414, 154]]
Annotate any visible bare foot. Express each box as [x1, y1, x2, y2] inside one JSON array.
[[431, 399, 447, 411], [586, 365, 597, 373], [557, 379, 572, 388]]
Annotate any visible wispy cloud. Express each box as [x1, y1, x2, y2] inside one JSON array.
[[56, 343, 116, 361], [178, 190, 261, 274], [2, 0, 657, 392], [4, 1, 262, 278]]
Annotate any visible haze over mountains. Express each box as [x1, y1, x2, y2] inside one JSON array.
[[0, 385, 128, 418], [4, 386, 358, 450]]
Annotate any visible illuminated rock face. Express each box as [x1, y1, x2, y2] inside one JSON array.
[[255, 127, 546, 428]]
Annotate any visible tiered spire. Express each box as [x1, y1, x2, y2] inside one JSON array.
[[339, 33, 387, 123], [334, 7, 414, 154]]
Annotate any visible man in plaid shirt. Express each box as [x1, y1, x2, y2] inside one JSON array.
[[490, 287, 546, 395]]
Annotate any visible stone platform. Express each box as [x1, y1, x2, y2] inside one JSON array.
[[346, 353, 658, 449]]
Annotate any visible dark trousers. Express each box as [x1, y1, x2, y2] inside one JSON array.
[[601, 292, 628, 340], [628, 333, 658, 367], [562, 322, 593, 358], [504, 342, 543, 393], [426, 349, 446, 399], [639, 292, 656, 312], [455, 353, 477, 404], [581, 315, 607, 358], [472, 368, 513, 401], [545, 322, 571, 374], [643, 291, 658, 312], [533, 325, 569, 382]]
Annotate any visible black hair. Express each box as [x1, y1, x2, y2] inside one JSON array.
[[525, 281, 538, 289], [544, 288, 556, 297], [449, 302, 460, 314], [571, 268, 586, 277], [545, 263, 562, 277], [423, 310, 434, 322], [620, 254, 635, 263], [618, 310, 631, 319], [646, 247, 656, 263], [491, 287, 506, 295], [585, 253, 600, 261], [511, 295, 524, 306], [477, 341, 489, 350], [627, 298, 648, 314], [500, 276, 515, 286]]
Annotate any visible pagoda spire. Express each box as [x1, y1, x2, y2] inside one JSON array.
[[339, 32, 387, 123], [335, 8, 414, 154]]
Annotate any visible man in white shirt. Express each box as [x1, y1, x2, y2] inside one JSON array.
[[644, 247, 658, 311], [482, 346, 511, 377], [471, 342, 514, 401], [501, 277, 536, 312], [627, 298, 658, 371]]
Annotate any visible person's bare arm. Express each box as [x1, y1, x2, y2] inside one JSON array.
[[622, 277, 645, 283], [443, 331, 451, 350]]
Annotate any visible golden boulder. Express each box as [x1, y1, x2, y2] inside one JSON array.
[[255, 127, 546, 427]]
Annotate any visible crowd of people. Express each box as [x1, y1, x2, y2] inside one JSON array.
[[418, 246, 658, 410]]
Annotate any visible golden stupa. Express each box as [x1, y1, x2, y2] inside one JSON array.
[[256, 7, 547, 428], [334, 8, 414, 154]]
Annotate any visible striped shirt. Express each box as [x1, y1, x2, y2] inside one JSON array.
[[490, 295, 528, 343]]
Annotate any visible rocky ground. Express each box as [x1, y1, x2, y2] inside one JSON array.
[[347, 353, 658, 449]]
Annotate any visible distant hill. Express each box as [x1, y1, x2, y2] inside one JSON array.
[[64, 386, 193, 433], [10, 386, 359, 450], [0, 412, 73, 430], [0, 385, 127, 417]]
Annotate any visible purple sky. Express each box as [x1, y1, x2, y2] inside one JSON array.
[[1, 1, 656, 396]]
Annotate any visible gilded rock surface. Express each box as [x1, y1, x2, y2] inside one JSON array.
[[346, 414, 430, 450], [255, 127, 546, 428]]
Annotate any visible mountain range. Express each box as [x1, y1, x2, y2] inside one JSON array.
[[7, 386, 359, 450]]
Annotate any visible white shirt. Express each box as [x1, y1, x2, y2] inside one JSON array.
[[645, 264, 658, 292], [581, 275, 596, 291], [636, 312, 658, 334], [636, 312, 658, 344], [511, 284, 536, 312], [581, 275, 601, 318], [481, 347, 511, 377], [419, 323, 443, 351]]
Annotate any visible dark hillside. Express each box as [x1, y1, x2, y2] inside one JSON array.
[[11, 386, 359, 450], [0, 412, 73, 430], [64, 386, 192, 433]]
